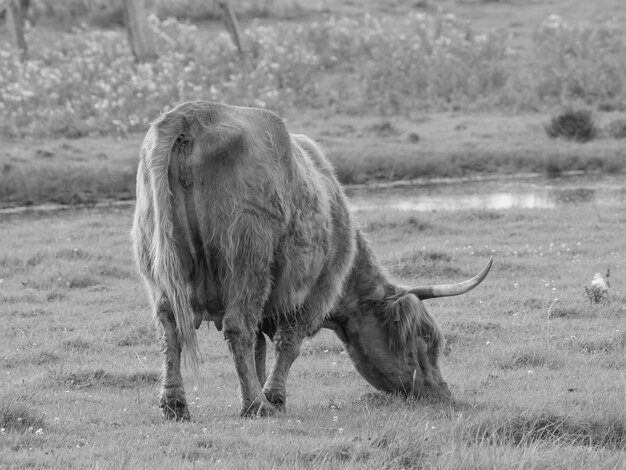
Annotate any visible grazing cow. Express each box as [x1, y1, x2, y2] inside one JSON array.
[[131, 101, 492, 419]]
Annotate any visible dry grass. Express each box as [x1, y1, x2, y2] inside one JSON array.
[[0, 194, 625, 467]]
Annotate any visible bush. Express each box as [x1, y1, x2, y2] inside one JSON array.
[[545, 109, 598, 142]]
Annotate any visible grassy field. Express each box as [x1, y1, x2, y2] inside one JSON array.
[[1, 198, 624, 468]]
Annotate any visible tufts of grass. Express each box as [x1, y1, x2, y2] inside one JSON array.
[[545, 109, 598, 142], [354, 390, 450, 412], [389, 250, 465, 280], [25, 252, 47, 267], [548, 303, 585, 319], [10, 308, 47, 318], [31, 351, 60, 366], [298, 443, 365, 464], [363, 215, 435, 234], [46, 289, 67, 302], [0, 292, 45, 304], [1, 350, 60, 369], [55, 248, 92, 261], [65, 273, 100, 289], [89, 264, 134, 280], [381, 444, 430, 469], [0, 395, 45, 433], [447, 321, 503, 335], [602, 356, 626, 370], [522, 297, 545, 311], [22, 267, 100, 291], [49, 369, 161, 390], [62, 337, 92, 351], [496, 347, 564, 370], [570, 332, 626, 354], [468, 411, 626, 450], [355, 392, 398, 410], [115, 324, 155, 347], [0, 254, 22, 271], [444, 321, 503, 356], [363, 419, 440, 468]]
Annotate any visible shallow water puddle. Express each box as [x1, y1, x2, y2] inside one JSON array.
[[349, 175, 626, 212]]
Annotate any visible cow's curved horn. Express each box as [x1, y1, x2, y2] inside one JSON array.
[[408, 257, 493, 300]]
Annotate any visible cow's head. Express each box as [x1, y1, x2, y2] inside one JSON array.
[[325, 256, 492, 399]]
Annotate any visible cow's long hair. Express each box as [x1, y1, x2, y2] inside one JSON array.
[[383, 293, 445, 365], [139, 114, 201, 369]]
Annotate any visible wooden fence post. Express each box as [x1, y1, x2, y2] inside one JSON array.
[[122, 0, 157, 62], [218, 0, 245, 58], [4, 0, 28, 61]]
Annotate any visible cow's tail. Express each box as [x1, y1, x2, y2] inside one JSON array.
[[145, 113, 200, 372]]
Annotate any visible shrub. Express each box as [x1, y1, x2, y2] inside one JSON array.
[[545, 109, 598, 142]]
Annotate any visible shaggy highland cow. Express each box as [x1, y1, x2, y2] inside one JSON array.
[[131, 101, 492, 419]]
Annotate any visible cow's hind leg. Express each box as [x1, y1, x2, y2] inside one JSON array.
[[262, 325, 304, 410], [222, 248, 277, 417], [223, 308, 277, 417], [156, 296, 190, 421]]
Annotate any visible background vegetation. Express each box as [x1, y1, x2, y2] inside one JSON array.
[[3, 6, 626, 138]]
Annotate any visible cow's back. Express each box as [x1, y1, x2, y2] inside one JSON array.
[[132, 101, 356, 340]]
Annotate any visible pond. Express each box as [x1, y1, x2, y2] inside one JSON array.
[[348, 175, 626, 213]]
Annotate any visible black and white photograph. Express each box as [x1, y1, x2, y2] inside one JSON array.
[[1, 0, 625, 467]]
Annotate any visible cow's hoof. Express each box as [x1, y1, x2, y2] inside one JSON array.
[[160, 399, 191, 421], [240, 398, 278, 418], [263, 389, 286, 411]]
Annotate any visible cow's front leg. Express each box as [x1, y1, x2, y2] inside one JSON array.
[[223, 311, 277, 417], [156, 297, 190, 421], [263, 328, 303, 411]]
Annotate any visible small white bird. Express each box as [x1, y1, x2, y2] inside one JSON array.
[[590, 272, 608, 292], [585, 270, 610, 304]]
